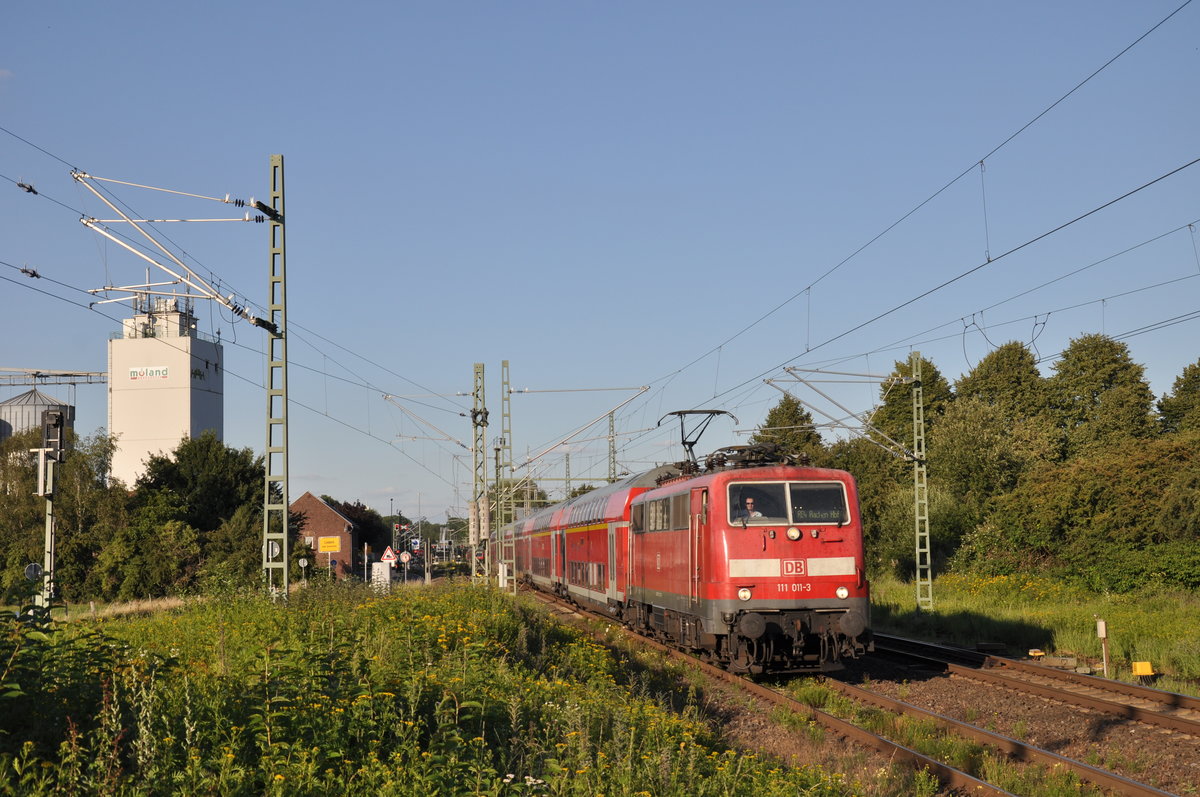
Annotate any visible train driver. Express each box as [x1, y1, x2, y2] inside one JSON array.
[[731, 496, 764, 521]]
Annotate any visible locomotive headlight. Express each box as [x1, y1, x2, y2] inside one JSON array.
[[786, 527, 801, 541], [835, 586, 849, 599], [737, 587, 753, 601]]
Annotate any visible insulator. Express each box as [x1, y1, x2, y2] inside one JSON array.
[[254, 215, 266, 223], [232, 198, 247, 207]]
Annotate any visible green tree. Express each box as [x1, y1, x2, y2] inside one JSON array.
[[748, 393, 824, 462], [928, 396, 1059, 530], [0, 430, 42, 595], [95, 489, 200, 600], [136, 430, 262, 536], [567, 484, 598, 499], [868, 354, 953, 450], [1048, 334, 1156, 456], [819, 436, 906, 574], [873, 482, 973, 579], [1158, 359, 1200, 433], [201, 503, 261, 586], [957, 434, 1200, 590], [954, 341, 1048, 420], [52, 433, 130, 602]]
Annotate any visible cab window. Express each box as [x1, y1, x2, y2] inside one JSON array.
[[728, 483, 787, 524]]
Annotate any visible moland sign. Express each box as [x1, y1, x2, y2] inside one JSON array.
[[129, 366, 169, 380]]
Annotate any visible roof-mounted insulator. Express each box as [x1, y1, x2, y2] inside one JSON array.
[[17, 182, 37, 194]]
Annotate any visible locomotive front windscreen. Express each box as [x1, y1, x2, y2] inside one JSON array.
[[728, 481, 848, 525]]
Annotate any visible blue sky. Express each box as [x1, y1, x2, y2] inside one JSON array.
[[2, 2, 1198, 522]]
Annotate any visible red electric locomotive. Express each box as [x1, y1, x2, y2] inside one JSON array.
[[496, 443, 872, 674]]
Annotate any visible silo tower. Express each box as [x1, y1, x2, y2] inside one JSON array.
[[107, 295, 223, 485], [0, 388, 75, 443]]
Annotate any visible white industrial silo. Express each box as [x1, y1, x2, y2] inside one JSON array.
[[107, 297, 223, 485]]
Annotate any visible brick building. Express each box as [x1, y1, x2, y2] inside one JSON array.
[[291, 491, 357, 580]]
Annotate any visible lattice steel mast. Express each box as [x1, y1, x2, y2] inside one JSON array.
[[499, 360, 516, 592], [470, 363, 489, 580], [910, 352, 932, 610], [261, 155, 290, 594]]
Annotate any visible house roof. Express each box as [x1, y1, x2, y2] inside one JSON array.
[[291, 491, 355, 528]]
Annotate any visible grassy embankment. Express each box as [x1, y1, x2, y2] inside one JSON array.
[[3, 582, 898, 796], [872, 573, 1200, 689]]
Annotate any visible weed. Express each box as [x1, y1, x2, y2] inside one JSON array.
[[0, 583, 862, 795]]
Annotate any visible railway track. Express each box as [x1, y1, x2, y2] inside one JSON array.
[[527, 590, 1183, 796], [873, 633, 1200, 738]]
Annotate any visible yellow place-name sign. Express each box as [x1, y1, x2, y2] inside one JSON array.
[[317, 536, 342, 553]]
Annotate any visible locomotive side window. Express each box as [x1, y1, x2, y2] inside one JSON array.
[[789, 482, 848, 524], [633, 494, 688, 532], [671, 494, 689, 530], [648, 498, 669, 531]]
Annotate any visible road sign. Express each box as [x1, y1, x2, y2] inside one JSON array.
[[381, 546, 397, 563], [399, 551, 412, 564]]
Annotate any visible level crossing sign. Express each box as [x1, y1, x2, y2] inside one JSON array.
[[381, 546, 398, 563]]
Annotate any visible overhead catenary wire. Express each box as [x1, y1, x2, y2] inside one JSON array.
[[4, 154, 469, 422], [612, 158, 1200, 458], [4, 2, 1198, 494], [0, 259, 463, 489], [628, 0, 1195, 414], [715, 156, 1200, 401]]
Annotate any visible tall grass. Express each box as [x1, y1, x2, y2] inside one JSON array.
[[872, 573, 1200, 686], [2, 583, 865, 795]]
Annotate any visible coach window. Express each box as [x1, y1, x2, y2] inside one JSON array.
[[632, 504, 644, 532]]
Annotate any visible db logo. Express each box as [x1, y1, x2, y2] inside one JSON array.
[[783, 559, 805, 576]]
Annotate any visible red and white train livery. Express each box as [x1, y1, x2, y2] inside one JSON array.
[[495, 451, 872, 673]]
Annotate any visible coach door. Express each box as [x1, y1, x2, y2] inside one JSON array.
[[608, 523, 617, 599], [689, 488, 708, 606]]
